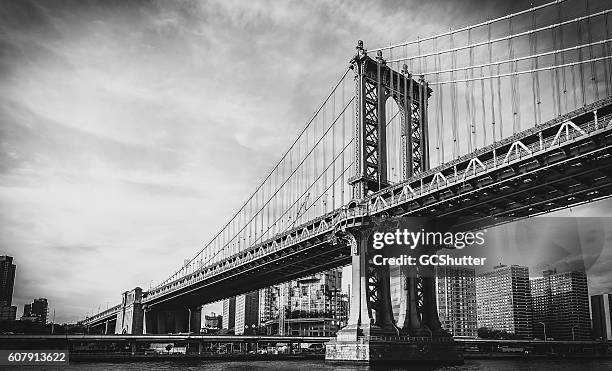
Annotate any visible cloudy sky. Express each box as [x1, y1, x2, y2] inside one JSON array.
[[1, 0, 611, 323]]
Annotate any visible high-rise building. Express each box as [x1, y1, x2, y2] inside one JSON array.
[[203, 312, 222, 333], [259, 282, 291, 335], [389, 265, 404, 323], [222, 297, 236, 331], [20, 298, 48, 324], [435, 266, 477, 337], [0, 256, 17, 321], [289, 270, 343, 315], [260, 269, 347, 336], [0, 256, 16, 306], [592, 293, 612, 340], [259, 286, 277, 325], [0, 306, 16, 321], [476, 265, 532, 338], [530, 270, 590, 340], [235, 291, 259, 335]]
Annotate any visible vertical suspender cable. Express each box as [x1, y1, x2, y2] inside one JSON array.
[[488, 22, 497, 142], [465, 29, 473, 153], [551, 24, 559, 117], [423, 47, 429, 169], [390, 47, 395, 181], [557, 2, 568, 114], [496, 63, 503, 140], [434, 37, 442, 166], [322, 100, 327, 214], [450, 31, 459, 158], [604, 11, 611, 97], [289, 143, 294, 228], [585, 0, 598, 101], [530, 5, 539, 125], [404, 44, 410, 178], [571, 64, 578, 110], [552, 4, 561, 117], [577, 14, 586, 106], [377, 53, 382, 191], [480, 66, 487, 147], [266, 177, 270, 241], [341, 75, 346, 206], [469, 28, 477, 149], [465, 68, 473, 153], [331, 86, 336, 210], [311, 118, 315, 220], [509, 17, 518, 133]]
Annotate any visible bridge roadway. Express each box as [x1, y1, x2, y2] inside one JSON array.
[[85, 97, 612, 328]]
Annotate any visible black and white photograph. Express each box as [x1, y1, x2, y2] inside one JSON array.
[[0, 0, 612, 369]]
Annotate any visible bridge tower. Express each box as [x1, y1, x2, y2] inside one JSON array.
[[348, 40, 430, 198], [115, 287, 143, 335], [326, 41, 460, 364]]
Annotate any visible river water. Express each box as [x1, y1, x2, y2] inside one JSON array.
[[7, 359, 611, 370]]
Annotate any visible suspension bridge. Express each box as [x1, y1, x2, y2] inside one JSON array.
[[82, 0, 612, 363]]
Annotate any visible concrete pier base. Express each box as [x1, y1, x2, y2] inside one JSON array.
[[325, 336, 463, 364]]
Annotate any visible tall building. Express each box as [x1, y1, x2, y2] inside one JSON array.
[[260, 269, 347, 336], [259, 282, 291, 335], [476, 265, 532, 338], [0, 305, 16, 321], [530, 270, 590, 340], [235, 291, 259, 335], [435, 266, 477, 337], [259, 286, 277, 325], [0, 256, 16, 306], [592, 293, 612, 340], [289, 270, 343, 315], [389, 265, 404, 323], [222, 297, 236, 331], [21, 298, 48, 324], [203, 312, 222, 333], [0, 256, 17, 321]]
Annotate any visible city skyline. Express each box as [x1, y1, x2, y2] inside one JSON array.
[[1, 0, 612, 325]]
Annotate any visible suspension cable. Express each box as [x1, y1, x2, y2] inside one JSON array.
[[387, 9, 611, 64], [431, 55, 612, 85], [369, 0, 566, 52]]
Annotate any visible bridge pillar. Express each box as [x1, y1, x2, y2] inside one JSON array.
[[336, 228, 397, 342], [155, 310, 166, 334], [115, 287, 144, 335], [398, 263, 445, 337], [147, 308, 194, 334], [189, 306, 202, 333], [326, 220, 459, 363]]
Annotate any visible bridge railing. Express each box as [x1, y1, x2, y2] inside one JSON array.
[[362, 335, 456, 343], [365, 97, 612, 214], [81, 304, 121, 325], [144, 203, 368, 301]]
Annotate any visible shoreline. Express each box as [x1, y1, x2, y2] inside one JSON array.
[[65, 352, 612, 363]]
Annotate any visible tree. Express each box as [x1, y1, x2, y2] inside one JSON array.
[[477, 327, 492, 338]]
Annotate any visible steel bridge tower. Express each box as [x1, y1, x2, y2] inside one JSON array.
[[327, 41, 461, 363]]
